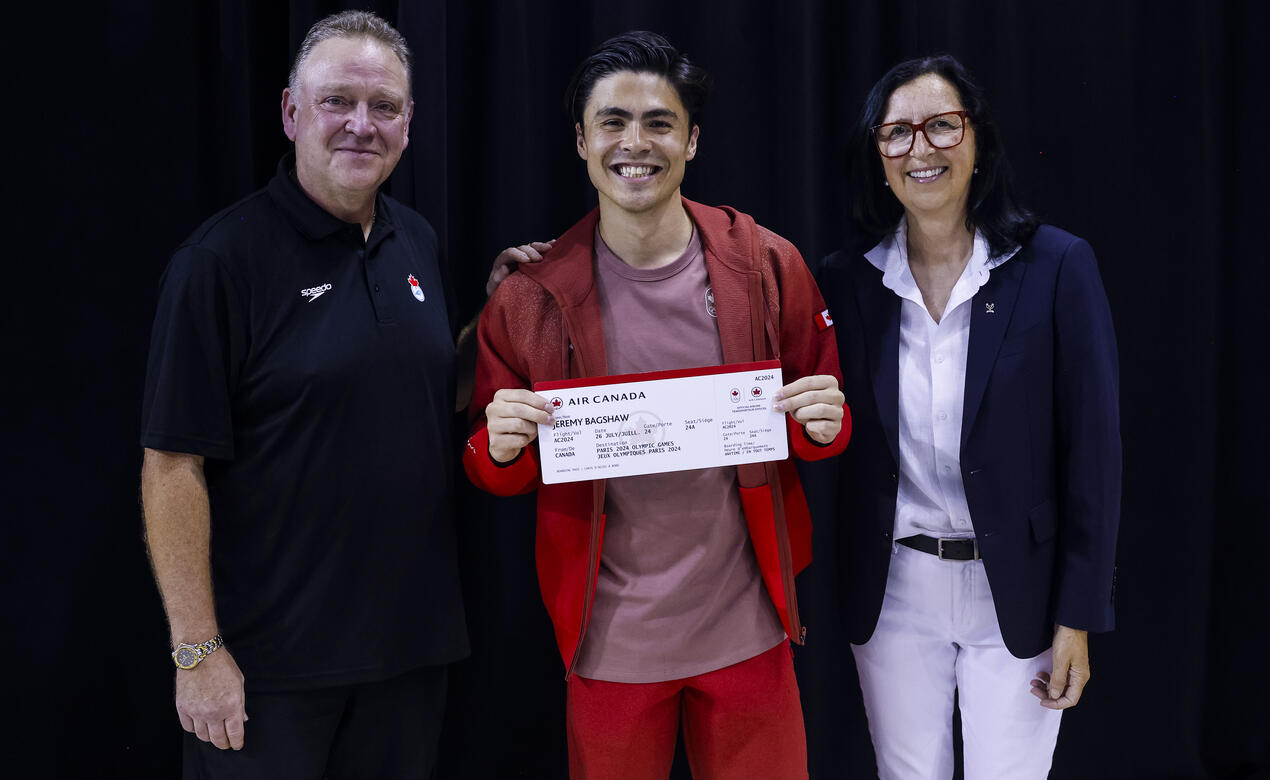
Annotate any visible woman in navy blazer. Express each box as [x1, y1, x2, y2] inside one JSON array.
[[816, 55, 1121, 778]]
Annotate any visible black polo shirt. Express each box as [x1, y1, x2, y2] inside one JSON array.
[[141, 154, 468, 691]]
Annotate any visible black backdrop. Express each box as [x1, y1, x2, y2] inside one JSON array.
[[9, 0, 1269, 777]]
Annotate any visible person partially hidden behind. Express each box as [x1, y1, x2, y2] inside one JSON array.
[[137, 10, 506, 778], [465, 31, 850, 780]]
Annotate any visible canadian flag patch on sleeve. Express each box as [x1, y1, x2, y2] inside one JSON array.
[[815, 309, 834, 331]]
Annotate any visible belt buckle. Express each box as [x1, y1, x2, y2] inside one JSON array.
[[937, 538, 979, 561]]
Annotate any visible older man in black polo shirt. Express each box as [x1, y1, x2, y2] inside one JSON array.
[[140, 11, 485, 778]]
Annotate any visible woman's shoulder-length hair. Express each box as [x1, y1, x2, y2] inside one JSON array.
[[848, 54, 1038, 258]]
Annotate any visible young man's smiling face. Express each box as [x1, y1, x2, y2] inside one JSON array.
[[576, 71, 699, 216]]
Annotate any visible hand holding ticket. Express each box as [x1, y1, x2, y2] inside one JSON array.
[[771, 374, 846, 444], [485, 387, 554, 463], [533, 361, 793, 484]]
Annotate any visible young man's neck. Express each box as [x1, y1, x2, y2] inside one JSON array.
[[596, 193, 694, 270]]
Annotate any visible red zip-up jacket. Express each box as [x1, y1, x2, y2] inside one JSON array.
[[465, 199, 850, 676]]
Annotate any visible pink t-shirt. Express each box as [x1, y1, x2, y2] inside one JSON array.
[[572, 225, 786, 683]]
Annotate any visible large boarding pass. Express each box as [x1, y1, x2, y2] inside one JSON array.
[[534, 360, 788, 484]]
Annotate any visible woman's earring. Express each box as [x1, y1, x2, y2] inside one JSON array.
[[973, 167, 979, 174], [883, 180, 890, 187]]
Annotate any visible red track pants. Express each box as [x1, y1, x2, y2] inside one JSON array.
[[565, 641, 808, 779]]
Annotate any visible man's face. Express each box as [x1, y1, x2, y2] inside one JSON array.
[[282, 36, 412, 208], [576, 71, 698, 216]]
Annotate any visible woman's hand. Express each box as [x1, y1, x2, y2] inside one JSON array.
[[1030, 625, 1090, 709]]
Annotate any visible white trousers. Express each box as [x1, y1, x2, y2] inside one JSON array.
[[850, 543, 1062, 780]]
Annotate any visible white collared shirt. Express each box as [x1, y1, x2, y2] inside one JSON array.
[[865, 217, 1019, 540]]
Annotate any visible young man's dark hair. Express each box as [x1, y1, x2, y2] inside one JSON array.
[[563, 30, 713, 129]]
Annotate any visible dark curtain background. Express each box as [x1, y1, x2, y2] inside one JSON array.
[[8, 0, 1267, 777]]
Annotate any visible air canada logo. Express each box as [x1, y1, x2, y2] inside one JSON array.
[[550, 398, 563, 410], [751, 386, 763, 399], [300, 283, 332, 302], [407, 274, 425, 302], [704, 285, 717, 318], [730, 388, 741, 403]]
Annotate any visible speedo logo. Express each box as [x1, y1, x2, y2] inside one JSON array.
[[300, 283, 333, 302]]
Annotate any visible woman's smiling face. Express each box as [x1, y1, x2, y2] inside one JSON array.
[[878, 73, 977, 223]]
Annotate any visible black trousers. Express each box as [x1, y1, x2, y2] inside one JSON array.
[[182, 664, 447, 779]]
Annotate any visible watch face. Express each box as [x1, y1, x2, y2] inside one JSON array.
[[174, 647, 199, 668]]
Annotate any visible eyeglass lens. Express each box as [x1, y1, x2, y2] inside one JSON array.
[[874, 113, 965, 157]]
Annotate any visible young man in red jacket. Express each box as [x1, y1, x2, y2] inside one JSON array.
[[465, 31, 848, 779]]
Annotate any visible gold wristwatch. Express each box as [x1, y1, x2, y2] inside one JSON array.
[[171, 634, 224, 669]]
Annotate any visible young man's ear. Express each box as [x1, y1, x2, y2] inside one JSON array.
[[686, 125, 700, 161], [576, 123, 588, 160]]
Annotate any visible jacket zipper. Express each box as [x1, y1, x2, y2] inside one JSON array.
[[560, 324, 605, 679], [768, 461, 806, 644], [566, 484, 605, 678]]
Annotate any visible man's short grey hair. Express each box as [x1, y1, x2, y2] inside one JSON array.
[[288, 10, 413, 96]]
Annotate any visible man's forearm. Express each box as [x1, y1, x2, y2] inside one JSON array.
[[140, 448, 219, 644]]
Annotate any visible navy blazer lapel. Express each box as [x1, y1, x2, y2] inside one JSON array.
[[853, 261, 901, 466], [962, 255, 1027, 447]]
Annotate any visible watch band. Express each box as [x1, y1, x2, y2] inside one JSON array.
[[171, 634, 224, 670]]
